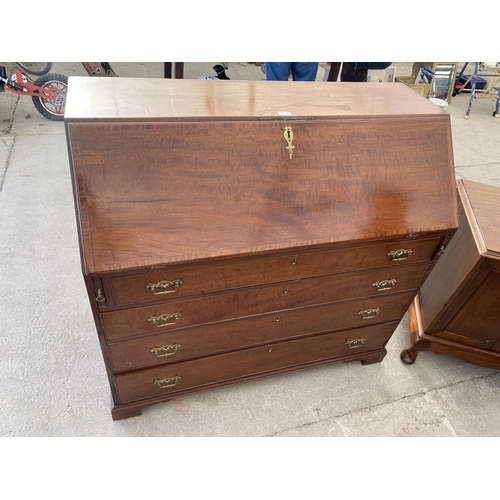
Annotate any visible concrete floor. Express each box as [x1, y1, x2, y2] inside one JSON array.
[[1, 62, 500, 437]]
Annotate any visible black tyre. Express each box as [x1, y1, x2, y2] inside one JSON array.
[[32, 73, 68, 121], [16, 62, 52, 76]]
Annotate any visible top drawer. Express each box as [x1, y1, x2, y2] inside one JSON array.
[[106, 237, 441, 307]]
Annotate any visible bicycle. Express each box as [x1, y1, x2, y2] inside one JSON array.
[[0, 63, 67, 121], [1, 62, 119, 121], [15, 62, 52, 76]]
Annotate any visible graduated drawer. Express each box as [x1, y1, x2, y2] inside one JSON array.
[[106, 237, 440, 306], [114, 321, 399, 403], [108, 290, 415, 372], [101, 265, 428, 341]]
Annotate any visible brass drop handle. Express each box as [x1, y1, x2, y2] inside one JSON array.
[[146, 279, 183, 295], [147, 312, 182, 328], [387, 249, 412, 261], [372, 279, 396, 292], [345, 338, 366, 349], [358, 308, 380, 320], [154, 376, 181, 389], [95, 288, 106, 303], [150, 343, 182, 357]]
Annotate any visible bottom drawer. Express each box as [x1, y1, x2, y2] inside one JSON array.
[[115, 321, 398, 404]]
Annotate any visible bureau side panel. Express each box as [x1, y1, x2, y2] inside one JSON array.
[[419, 184, 481, 332]]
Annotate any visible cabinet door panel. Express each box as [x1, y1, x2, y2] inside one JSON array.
[[444, 270, 500, 346]]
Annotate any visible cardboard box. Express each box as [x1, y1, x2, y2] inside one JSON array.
[[396, 76, 432, 98], [367, 67, 395, 83]]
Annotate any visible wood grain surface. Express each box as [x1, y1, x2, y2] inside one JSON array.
[[67, 116, 456, 273], [64, 78, 444, 120], [460, 179, 500, 258]]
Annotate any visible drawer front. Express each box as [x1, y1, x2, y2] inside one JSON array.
[[107, 237, 440, 306], [101, 264, 426, 341], [108, 291, 415, 372], [114, 321, 399, 403]]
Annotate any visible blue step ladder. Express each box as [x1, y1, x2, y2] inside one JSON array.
[[456, 62, 500, 119]]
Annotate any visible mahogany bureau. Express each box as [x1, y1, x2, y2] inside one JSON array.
[[401, 179, 500, 368], [64, 78, 458, 420]]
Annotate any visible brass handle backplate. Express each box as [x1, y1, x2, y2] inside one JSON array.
[[146, 279, 183, 295], [147, 312, 182, 328], [345, 338, 366, 349], [150, 343, 182, 357], [284, 126, 295, 159], [372, 279, 397, 292], [387, 249, 412, 261], [358, 308, 380, 320], [154, 376, 181, 389]]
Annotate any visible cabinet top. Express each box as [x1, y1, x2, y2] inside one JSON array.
[[459, 180, 500, 259], [64, 77, 443, 121]]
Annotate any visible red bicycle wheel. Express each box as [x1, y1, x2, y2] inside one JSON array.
[[32, 73, 68, 121]]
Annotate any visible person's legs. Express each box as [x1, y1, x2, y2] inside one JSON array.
[[341, 63, 368, 82], [265, 62, 292, 81], [291, 62, 319, 81]]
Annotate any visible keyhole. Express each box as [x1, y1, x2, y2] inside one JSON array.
[[284, 288, 289, 294], [287, 130, 291, 139], [292, 258, 297, 266]]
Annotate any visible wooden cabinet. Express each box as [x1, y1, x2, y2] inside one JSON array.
[[402, 180, 500, 368], [64, 78, 458, 420]]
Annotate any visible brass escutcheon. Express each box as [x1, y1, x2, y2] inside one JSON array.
[[146, 279, 183, 295], [150, 343, 182, 357], [284, 126, 295, 159], [358, 308, 380, 320], [345, 338, 366, 349], [387, 248, 412, 261], [154, 376, 181, 389], [147, 312, 182, 328], [372, 279, 397, 292]]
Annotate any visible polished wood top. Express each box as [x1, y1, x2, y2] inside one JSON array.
[[64, 77, 444, 121], [459, 180, 500, 259]]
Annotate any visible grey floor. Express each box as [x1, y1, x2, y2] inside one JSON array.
[[1, 62, 500, 437]]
